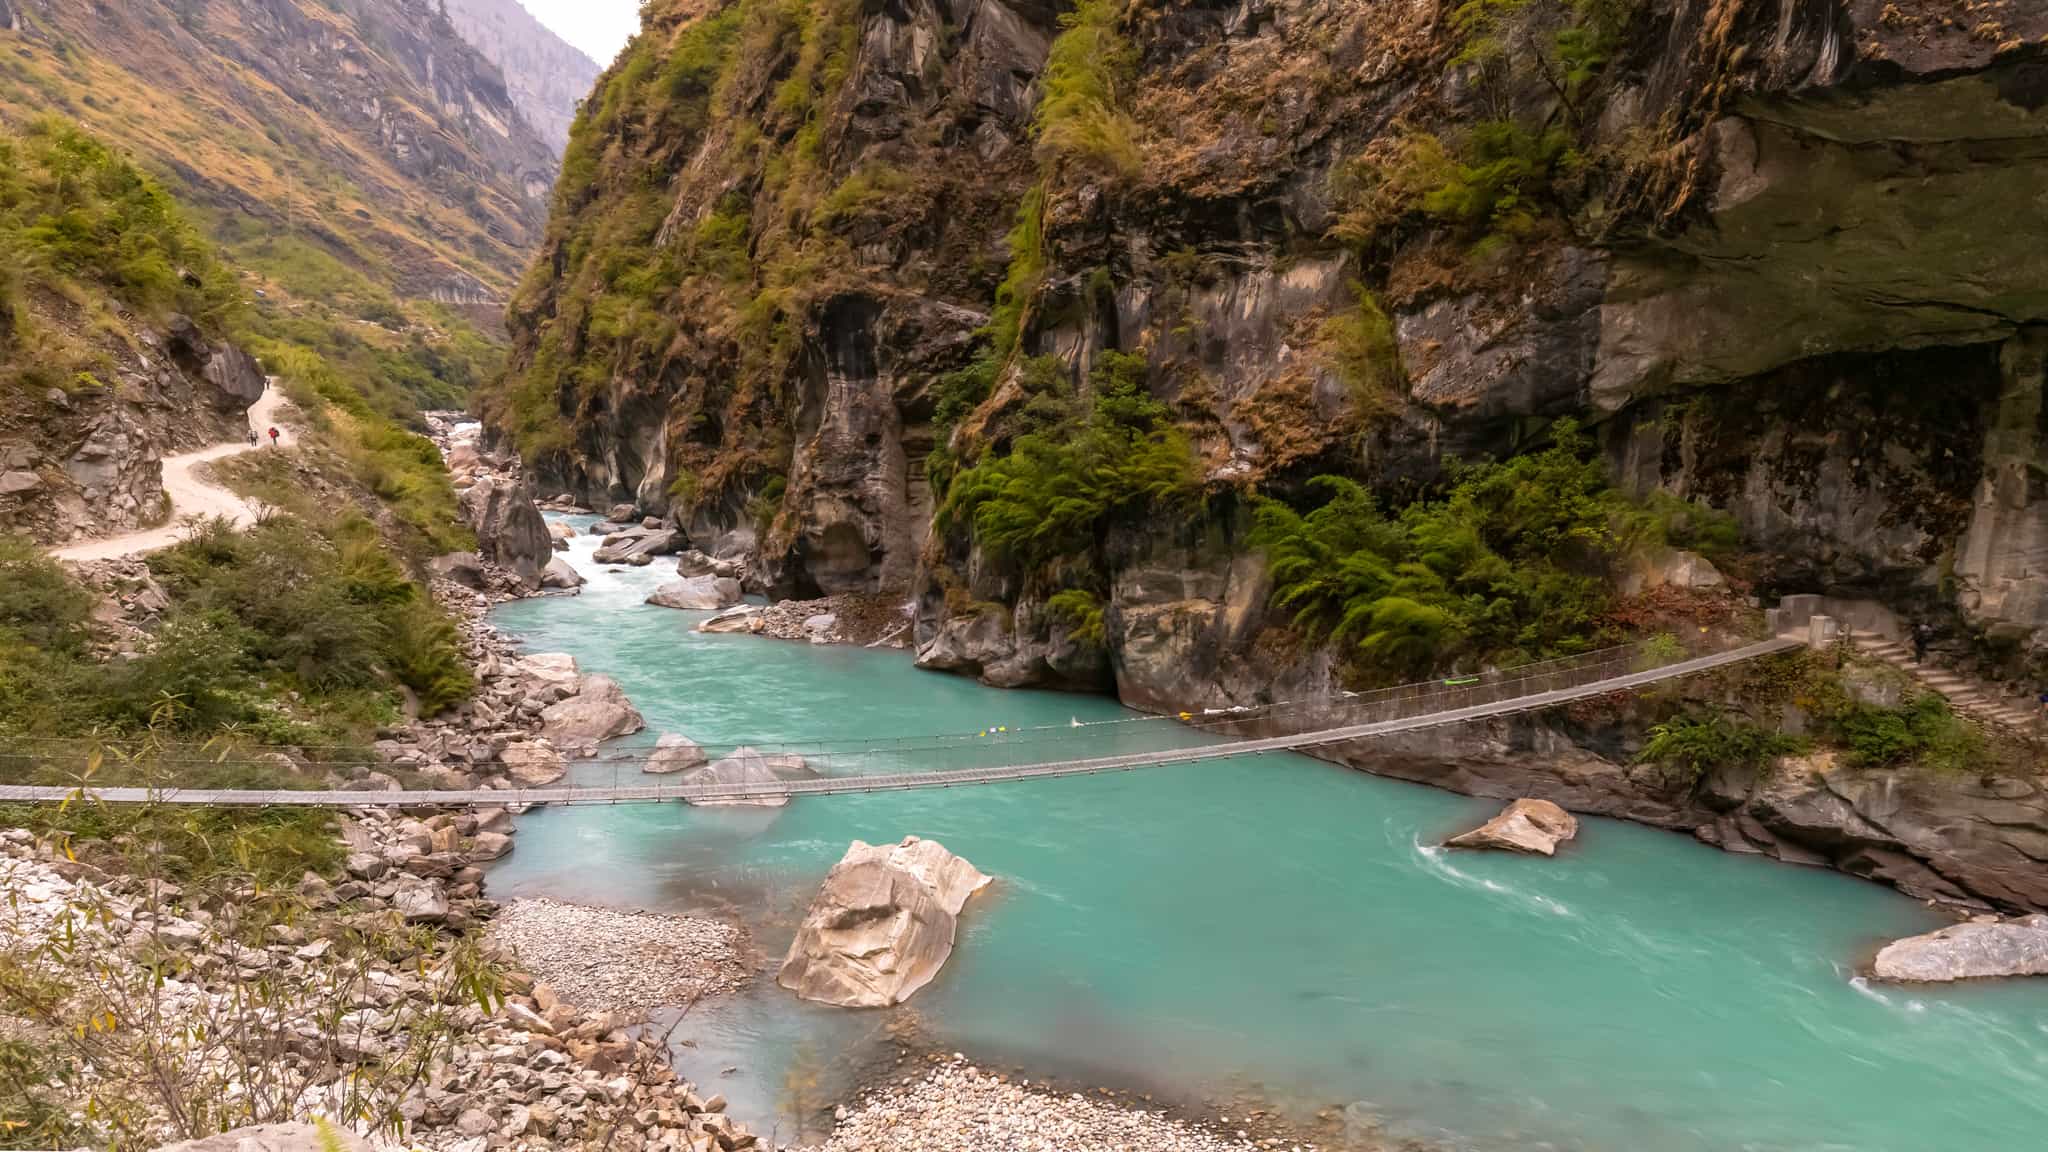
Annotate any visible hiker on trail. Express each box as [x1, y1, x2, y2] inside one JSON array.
[[267, 426, 280, 447], [246, 428, 257, 447], [1912, 622, 1933, 664]]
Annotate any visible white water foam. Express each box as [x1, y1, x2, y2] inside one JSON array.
[[1412, 836, 1577, 919]]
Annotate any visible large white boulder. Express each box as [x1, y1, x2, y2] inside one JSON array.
[[676, 746, 812, 805], [646, 574, 742, 611], [539, 675, 644, 752], [517, 652, 581, 693], [1873, 915, 2048, 982], [777, 836, 993, 1008], [1444, 798, 1579, 856]]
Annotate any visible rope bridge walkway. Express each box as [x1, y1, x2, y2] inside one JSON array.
[[0, 635, 1803, 808]]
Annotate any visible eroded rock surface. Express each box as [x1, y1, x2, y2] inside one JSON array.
[[778, 836, 992, 1007], [1446, 799, 1580, 856]]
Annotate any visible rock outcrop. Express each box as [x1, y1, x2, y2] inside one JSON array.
[[1445, 799, 1579, 856], [459, 476, 551, 589], [778, 836, 992, 1008], [436, 0, 601, 155], [539, 554, 585, 590], [592, 524, 681, 565], [1873, 915, 2048, 983]]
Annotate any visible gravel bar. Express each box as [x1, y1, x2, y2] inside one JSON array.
[[487, 897, 748, 1014], [808, 1062, 1314, 1152]]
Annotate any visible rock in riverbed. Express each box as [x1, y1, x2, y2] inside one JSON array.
[[1445, 798, 1578, 855], [643, 732, 709, 774], [539, 674, 644, 751], [779, 836, 992, 1007], [646, 574, 741, 610], [486, 897, 747, 1014], [1873, 915, 2048, 982], [676, 746, 813, 805], [540, 554, 584, 589]]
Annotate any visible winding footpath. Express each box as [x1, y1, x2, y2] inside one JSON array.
[[48, 385, 292, 562]]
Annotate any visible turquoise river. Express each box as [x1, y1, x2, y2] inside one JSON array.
[[487, 518, 2048, 1151]]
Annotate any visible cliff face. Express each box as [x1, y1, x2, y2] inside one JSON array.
[[439, 0, 605, 155], [0, 0, 557, 302], [497, 0, 2048, 676]]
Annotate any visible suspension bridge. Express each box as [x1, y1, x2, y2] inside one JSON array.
[[0, 635, 1804, 808]]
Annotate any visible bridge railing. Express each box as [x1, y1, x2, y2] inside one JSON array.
[[0, 633, 1744, 788]]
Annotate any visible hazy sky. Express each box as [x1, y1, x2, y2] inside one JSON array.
[[517, 0, 642, 66]]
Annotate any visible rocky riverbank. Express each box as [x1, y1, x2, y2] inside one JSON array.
[[486, 899, 749, 1016], [0, 810, 763, 1152]]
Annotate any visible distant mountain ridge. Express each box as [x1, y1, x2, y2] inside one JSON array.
[[438, 0, 602, 156]]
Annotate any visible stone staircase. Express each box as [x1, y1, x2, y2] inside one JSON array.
[[1847, 631, 2042, 734]]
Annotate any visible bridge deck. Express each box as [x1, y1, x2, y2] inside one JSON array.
[[0, 637, 1802, 808]]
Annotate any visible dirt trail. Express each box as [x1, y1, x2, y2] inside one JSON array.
[[48, 386, 293, 563]]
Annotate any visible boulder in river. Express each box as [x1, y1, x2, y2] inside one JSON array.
[[517, 652, 581, 694], [646, 574, 742, 610], [592, 525, 681, 564], [459, 475, 551, 588], [1444, 798, 1578, 855], [777, 836, 992, 1008], [644, 732, 710, 775], [540, 555, 585, 590], [676, 745, 813, 805], [1873, 915, 2048, 982], [539, 675, 645, 751], [698, 605, 766, 634], [677, 548, 746, 579]]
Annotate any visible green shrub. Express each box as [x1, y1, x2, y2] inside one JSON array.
[[1639, 715, 1807, 788], [1334, 120, 1580, 253], [941, 351, 1196, 570], [1832, 694, 1986, 774], [1250, 420, 1626, 678], [1046, 588, 1107, 645], [1320, 283, 1403, 416]]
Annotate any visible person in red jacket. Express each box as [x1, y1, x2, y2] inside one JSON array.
[[267, 426, 280, 447]]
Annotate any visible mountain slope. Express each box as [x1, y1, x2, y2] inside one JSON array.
[[0, 0, 556, 306], [440, 0, 604, 155]]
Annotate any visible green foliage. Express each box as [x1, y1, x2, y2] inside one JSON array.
[[1334, 121, 1581, 252], [1639, 715, 1807, 788], [1320, 283, 1403, 416], [1046, 588, 1107, 645], [0, 513, 470, 744], [817, 164, 912, 227], [1250, 420, 1627, 678], [0, 1038, 84, 1148], [0, 118, 239, 326], [1033, 0, 1141, 177], [1831, 693, 1986, 774], [986, 184, 1047, 362], [1449, 0, 1534, 67], [259, 345, 471, 557], [941, 351, 1196, 569]]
